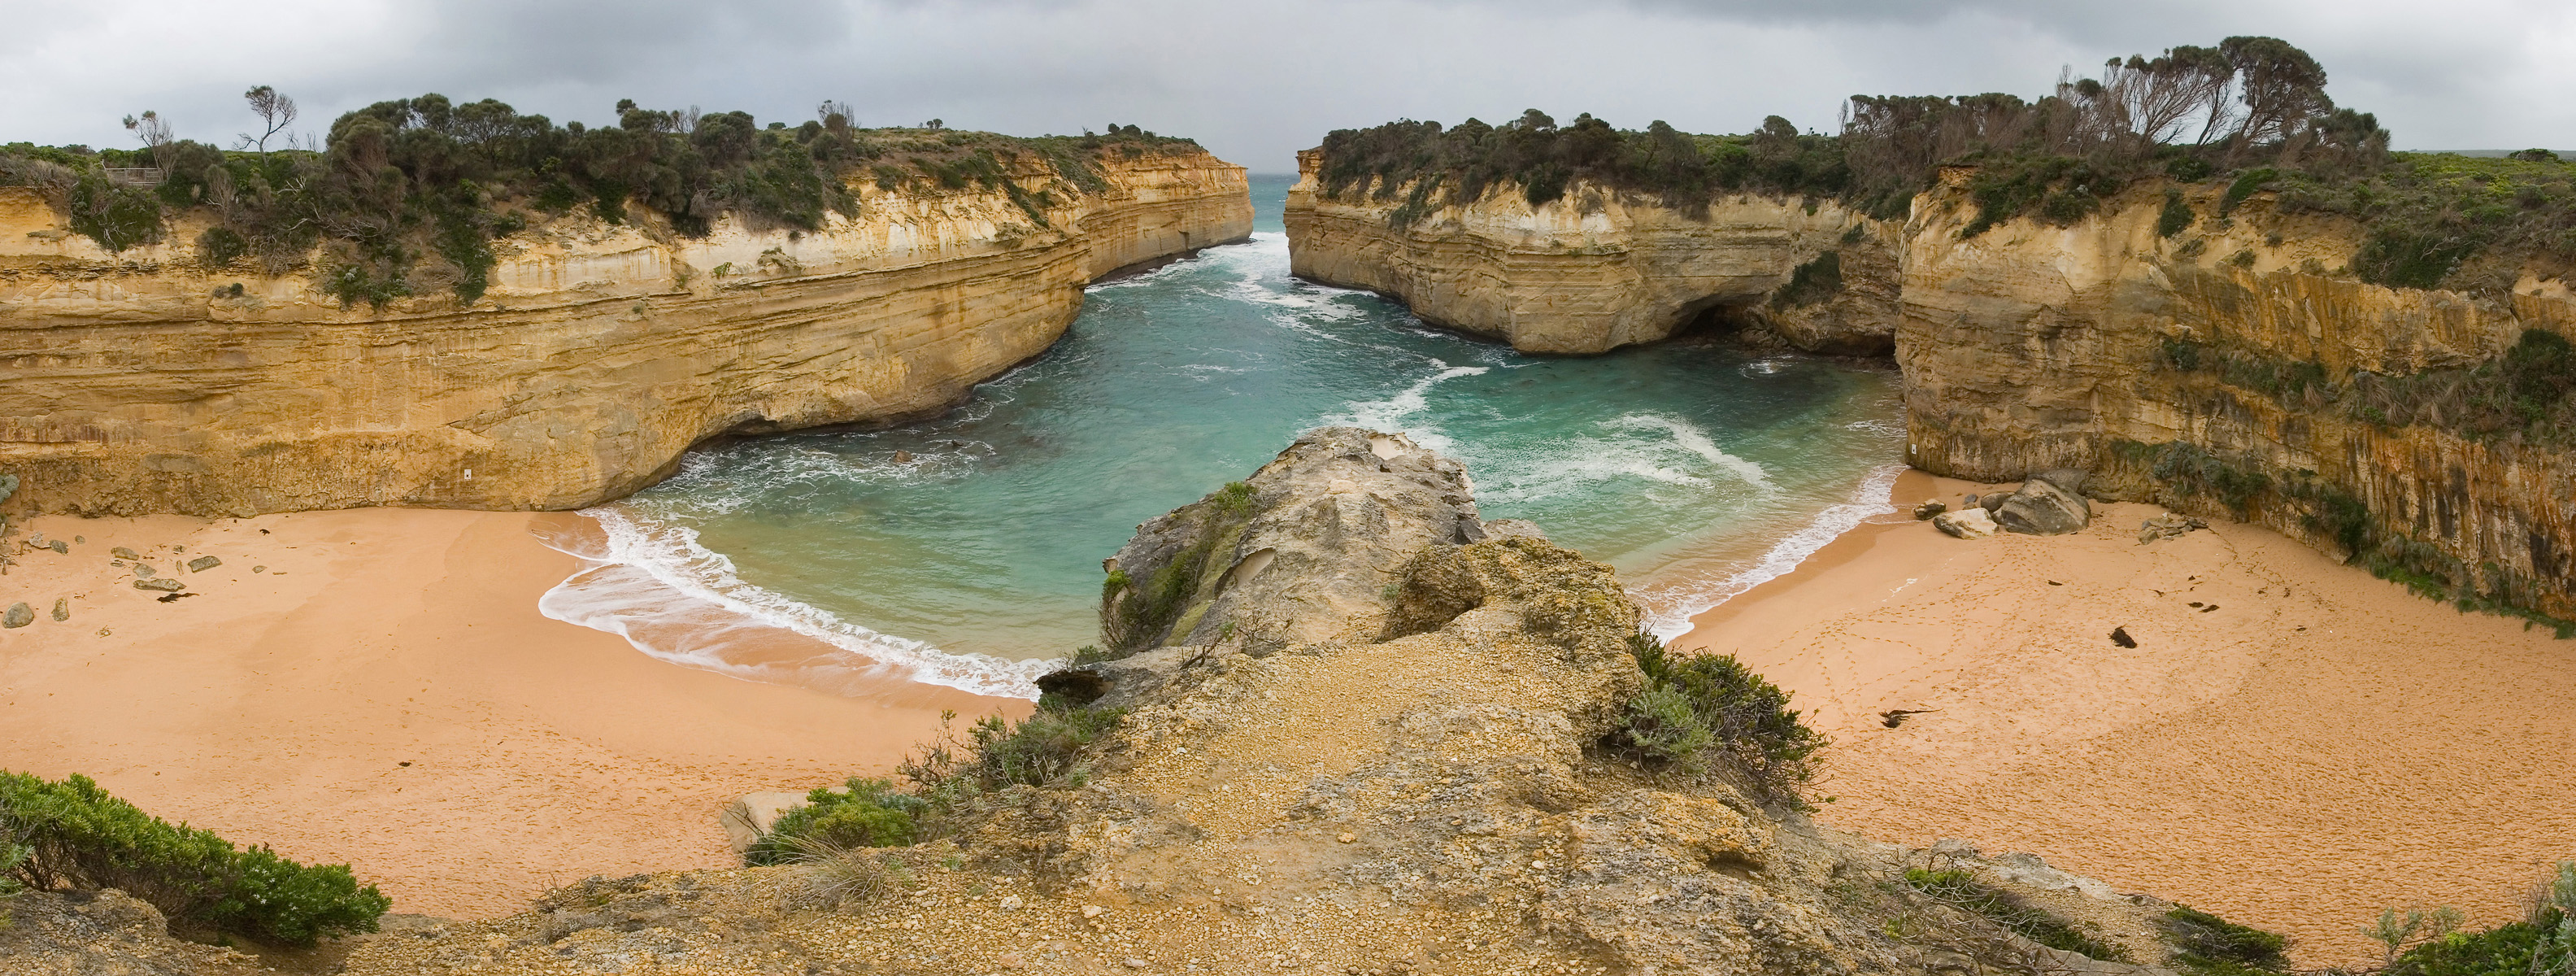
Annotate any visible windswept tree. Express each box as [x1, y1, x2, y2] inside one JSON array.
[[121, 110, 174, 170], [239, 85, 298, 155]]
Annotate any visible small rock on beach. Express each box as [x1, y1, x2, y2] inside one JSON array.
[[1933, 508, 1998, 539]]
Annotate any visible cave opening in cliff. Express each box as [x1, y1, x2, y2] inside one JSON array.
[[1675, 297, 1765, 341]]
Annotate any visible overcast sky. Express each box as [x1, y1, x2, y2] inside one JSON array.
[[2, 0, 2568, 174]]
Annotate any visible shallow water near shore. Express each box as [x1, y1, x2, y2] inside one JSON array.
[[543, 175, 1904, 697]]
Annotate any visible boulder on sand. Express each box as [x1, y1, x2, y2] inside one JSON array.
[[1933, 508, 1998, 539], [1912, 499, 1947, 521], [2138, 512, 2208, 544], [2, 602, 30, 628], [187, 556, 223, 573], [1995, 469, 2091, 535], [134, 578, 185, 592]]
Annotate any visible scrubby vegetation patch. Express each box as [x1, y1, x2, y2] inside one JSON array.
[[0, 770, 389, 947], [1605, 633, 1824, 805]]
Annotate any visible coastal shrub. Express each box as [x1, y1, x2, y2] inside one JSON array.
[[2352, 329, 2576, 447], [1959, 154, 2120, 237], [2158, 189, 2195, 237], [742, 777, 925, 866], [2146, 442, 2271, 518], [65, 173, 163, 252], [2163, 904, 2289, 975], [1608, 633, 1823, 804], [0, 770, 389, 946], [1771, 251, 1844, 308], [890, 699, 1129, 832], [2219, 168, 2279, 215], [1904, 867, 2131, 961]]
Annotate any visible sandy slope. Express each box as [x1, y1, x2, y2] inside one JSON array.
[[1677, 471, 2576, 966], [0, 508, 1022, 918]]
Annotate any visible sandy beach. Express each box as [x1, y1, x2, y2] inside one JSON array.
[[0, 508, 1025, 918], [1676, 470, 2576, 966]]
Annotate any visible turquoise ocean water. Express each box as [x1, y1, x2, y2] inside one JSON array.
[[540, 175, 1904, 698]]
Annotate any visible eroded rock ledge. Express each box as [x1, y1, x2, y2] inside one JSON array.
[[0, 149, 1251, 516], [1283, 150, 1900, 356]]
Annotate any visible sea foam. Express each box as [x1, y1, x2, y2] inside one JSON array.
[[537, 508, 1052, 699], [1634, 463, 1905, 639]]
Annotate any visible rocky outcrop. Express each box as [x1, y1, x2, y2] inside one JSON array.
[[1285, 150, 1901, 355], [1096, 427, 1490, 657], [0, 889, 266, 975], [1994, 469, 2093, 535], [0, 149, 1251, 516], [321, 429, 2195, 976], [1899, 172, 2576, 617]]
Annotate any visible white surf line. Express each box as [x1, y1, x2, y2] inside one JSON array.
[[538, 508, 1052, 699], [1638, 463, 1906, 640]]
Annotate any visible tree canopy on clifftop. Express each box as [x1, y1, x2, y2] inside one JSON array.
[[0, 94, 1203, 307], [1316, 36, 2576, 293]]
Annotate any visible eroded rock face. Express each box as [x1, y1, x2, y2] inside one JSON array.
[[1098, 427, 1487, 656], [0, 150, 1252, 516], [1899, 173, 2576, 616], [1284, 150, 1900, 355]]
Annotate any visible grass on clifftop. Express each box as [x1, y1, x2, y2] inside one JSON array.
[[0, 94, 1203, 307]]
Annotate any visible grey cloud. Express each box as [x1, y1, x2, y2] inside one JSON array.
[[0, 0, 2565, 174]]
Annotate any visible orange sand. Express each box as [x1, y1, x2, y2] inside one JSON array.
[[0, 508, 1024, 918], [1675, 471, 2576, 966]]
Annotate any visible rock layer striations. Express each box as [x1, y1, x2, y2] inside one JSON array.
[[1283, 150, 1902, 355], [1899, 173, 2576, 618], [1289, 142, 2576, 620], [0, 149, 1251, 516]]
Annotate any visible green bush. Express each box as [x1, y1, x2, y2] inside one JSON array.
[[743, 777, 925, 866], [65, 174, 163, 252], [1609, 633, 1823, 804], [0, 771, 388, 947], [1771, 251, 1843, 308], [2220, 168, 2279, 215], [1905, 867, 2130, 961], [2163, 904, 2289, 974], [2384, 912, 2565, 976], [2355, 224, 2478, 289], [2158, 190, 2195, 237], [1960, 155, 2120, 237]]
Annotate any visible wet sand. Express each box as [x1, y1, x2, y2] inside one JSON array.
[[1675, 470, 2576, 965], [0, 508, 1025, 918]]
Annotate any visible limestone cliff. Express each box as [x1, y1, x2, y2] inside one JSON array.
[[1285, 150, 1902, 355], [0, 149, 1251, 516], [1289, 139, 2576, 621], [1899, 172, 2576, 619]]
